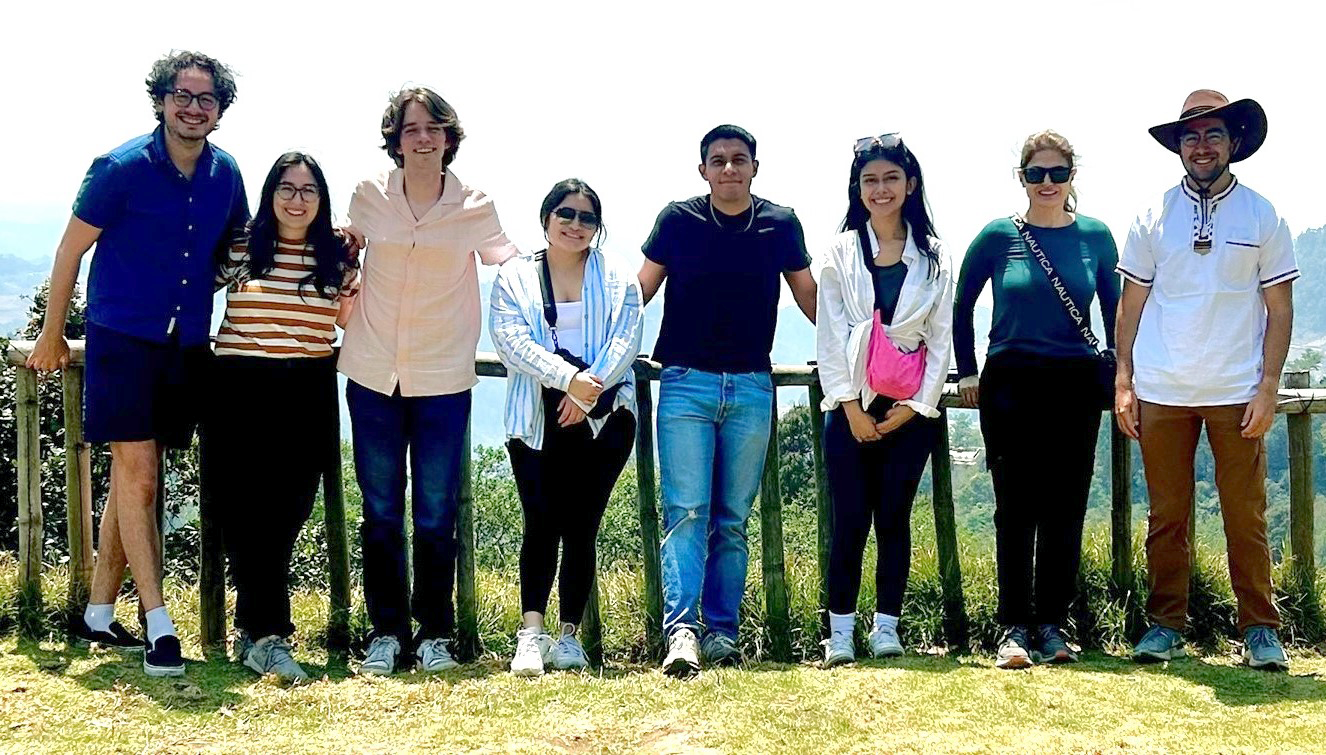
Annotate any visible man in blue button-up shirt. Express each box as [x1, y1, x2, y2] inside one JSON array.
[[27, 51, 248, 677]]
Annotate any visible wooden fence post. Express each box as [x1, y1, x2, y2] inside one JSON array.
[[16, 367, 43, 637], [632, 370, 665, 660], [62, 367, 94, 619], [323, 414, 352, 656], [1285, 371, 1316, 589], [1109, 424, 1133, 591], [807, 378, 831, 637], [454, 419, 481, 660], [930, 408, 968, 650], [196, 433, 226, 655], [759, 396, 791, 661], [582, 577, 604, 668]]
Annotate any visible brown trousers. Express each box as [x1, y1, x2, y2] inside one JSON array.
[[1138, 401, 1279, 632]]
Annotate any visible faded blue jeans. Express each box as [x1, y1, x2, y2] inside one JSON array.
[[658, 366, 773, 641]]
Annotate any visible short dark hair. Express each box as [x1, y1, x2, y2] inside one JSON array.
[[380, 87, 465, 168], [700, 124, 757, 162], [144, 50, 238, 123], [539, 178, 605, 248]]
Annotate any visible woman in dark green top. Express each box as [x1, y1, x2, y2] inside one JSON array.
[[953, 130, 1120, 669]]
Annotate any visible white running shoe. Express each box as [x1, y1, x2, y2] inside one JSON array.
[[359, 636, 400, 676], [663, 628, 701, 678], [243, 635, 309, 682], [416, 637, 459, 672], [868, 624, 904, 658], [511, 627, 552, 677]]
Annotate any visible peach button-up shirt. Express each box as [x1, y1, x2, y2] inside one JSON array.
[[338, 168, 518, 397]]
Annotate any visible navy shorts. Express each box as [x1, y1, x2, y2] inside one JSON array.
[[84, 322, 211, 448]]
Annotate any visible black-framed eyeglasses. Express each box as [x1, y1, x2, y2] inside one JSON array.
[[1179, 128, 1229, 149], [553, 206, 600, 229], [1021, 166, 1073, 184], [275, 183, 319, 202], [168, 89, 219, 111], [853, 132, 903, 154]]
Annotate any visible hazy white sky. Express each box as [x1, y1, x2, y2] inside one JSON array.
[[2, 0, 1323, 277]]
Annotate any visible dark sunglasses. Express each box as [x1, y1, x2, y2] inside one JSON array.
[[853, 132, 903, 154], [1021, 166, 1073, 184], [553, 206, 600, 229]]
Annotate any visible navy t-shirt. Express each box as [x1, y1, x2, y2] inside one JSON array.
[[643, 195, 811, 373]]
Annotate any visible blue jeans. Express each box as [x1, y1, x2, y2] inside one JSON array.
[[658, 366, 773, 640], [347, 380, 471, 644]]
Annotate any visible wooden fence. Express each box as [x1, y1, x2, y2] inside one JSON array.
[[6, 341, 1324, 662]]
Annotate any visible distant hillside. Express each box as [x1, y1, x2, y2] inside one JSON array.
[[0, 254, 49, 337]]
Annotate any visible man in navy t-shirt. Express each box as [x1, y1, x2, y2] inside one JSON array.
[[637, 124, 816, 676], [27, 51, 249, 677]]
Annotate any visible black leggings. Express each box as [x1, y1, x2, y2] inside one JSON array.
[[823, 400, 937, 616], [507, 408, 636, 625], [979, 350, 1101, 627]]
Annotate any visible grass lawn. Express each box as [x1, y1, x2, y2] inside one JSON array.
[[3, 638, 1326, 754]]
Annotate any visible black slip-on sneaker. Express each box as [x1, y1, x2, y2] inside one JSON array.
[[72, 618, 147, 652], [144, 635, 186, 677]]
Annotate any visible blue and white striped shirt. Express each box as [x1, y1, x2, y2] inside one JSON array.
[[490, 249, 643, 450]]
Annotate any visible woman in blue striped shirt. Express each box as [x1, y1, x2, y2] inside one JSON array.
[[490, 179, 643, 675]]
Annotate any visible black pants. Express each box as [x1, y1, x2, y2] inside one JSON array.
[[979, 350, 1101, 627], [507, 407, 636, 625], [204, 355, 338, 639], [823, 400, 937, 616]]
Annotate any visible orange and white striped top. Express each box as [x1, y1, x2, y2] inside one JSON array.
[[215, 235, 360, 358]]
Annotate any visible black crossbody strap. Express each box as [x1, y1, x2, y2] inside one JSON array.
[[535, 250, 562, 352], [1009, 215, 1103, 355]]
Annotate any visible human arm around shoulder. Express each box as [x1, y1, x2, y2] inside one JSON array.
[[953, 229, 994, 407], [639, 205, 675, 305], [334, 249, 362, 329], [472, 199, 519, 266], [782, 211, 816, 323]]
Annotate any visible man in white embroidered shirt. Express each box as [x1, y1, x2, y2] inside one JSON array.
[[1115, 90, 1298, 671]]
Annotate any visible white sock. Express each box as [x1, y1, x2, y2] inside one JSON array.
[[145, 606, 177, 644], [84, 603, 114, 633], [829, 612, 855, 636], [874, 613, 899, 633]]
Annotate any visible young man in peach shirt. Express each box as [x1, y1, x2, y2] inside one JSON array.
[[339, 87, 518, 674]]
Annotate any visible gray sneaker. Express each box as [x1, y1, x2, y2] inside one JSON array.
[[868, 624, 904, 658], [1133, 625, 1186, 663], [416, 637, 459, 672], [231, 628, 255, 664], [995, 625, 1033, 670], [549, 633, 590, 671], [822, 630, 855, 668], [700, 632, 743, 667], [359, 635, 401, 676], [1031, 624, 1078, 664], [243, 635, 309, 682], [1243, 626, 1289, 672], [663, 628, 701, 678]]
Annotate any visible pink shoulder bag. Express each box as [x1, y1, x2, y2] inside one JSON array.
[[859, 227, 927, 400]]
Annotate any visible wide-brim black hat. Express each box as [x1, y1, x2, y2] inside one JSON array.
[[1148, 89, 1267, 162]]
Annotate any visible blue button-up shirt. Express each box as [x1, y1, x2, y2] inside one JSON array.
[[73, 125, 248, 346]]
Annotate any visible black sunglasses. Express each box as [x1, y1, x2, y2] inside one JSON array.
[[553, 206, 600, 229], [1021, 166, 1073, 184], [853, 132, 903, 154]]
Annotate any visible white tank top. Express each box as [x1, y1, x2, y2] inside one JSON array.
[[554, 300, 584, 358]]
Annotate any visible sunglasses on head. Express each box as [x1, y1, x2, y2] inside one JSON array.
[[853, 132, 903, 154], [553, 206, 600, 229], [1021, 166, 1073, 184]]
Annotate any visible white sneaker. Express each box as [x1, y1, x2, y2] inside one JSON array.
[[663, 628, 701, 678], [823, 630, 855, 667], [416, 638, 459, 672], [359, 636, 400, 676], [868, 624, 904, 658], [550, 633, 589, 671], [511, 628, 552, 677]]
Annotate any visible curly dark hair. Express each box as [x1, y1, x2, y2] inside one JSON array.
[[381, 87, 464, 168], [144, 50, 238, 124]]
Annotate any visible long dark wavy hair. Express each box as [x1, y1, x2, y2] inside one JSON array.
[[246, 152, 349, 299], [839, 138, 940, 278]]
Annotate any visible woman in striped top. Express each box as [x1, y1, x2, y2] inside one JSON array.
[[206, 151, 359, 682], [490, 179, 642, 675]]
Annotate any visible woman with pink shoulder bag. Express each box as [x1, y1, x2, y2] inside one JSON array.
[[815, 134, 954, 667]]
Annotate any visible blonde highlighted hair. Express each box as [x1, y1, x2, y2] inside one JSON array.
[[1019, 130, 1078, 213]]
